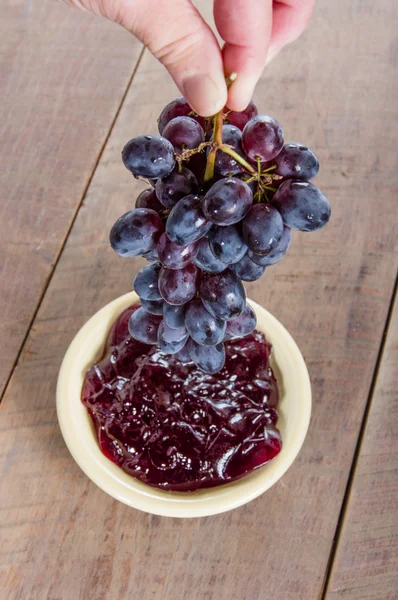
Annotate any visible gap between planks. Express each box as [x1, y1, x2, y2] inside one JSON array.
[[319, 269, 398, 600], [0, 46, 146, 406]]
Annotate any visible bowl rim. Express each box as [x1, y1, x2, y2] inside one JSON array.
[[57, 292, 311, 518]]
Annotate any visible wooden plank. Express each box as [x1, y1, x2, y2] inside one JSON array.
[[325, 288, 398, 600], [0, 0, 142, 396], [1, 0, 398, 598]]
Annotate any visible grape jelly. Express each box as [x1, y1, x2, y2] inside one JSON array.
[[82, 305, 281, 491]]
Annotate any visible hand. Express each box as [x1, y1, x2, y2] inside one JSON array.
[[63, 0, 316, 116]]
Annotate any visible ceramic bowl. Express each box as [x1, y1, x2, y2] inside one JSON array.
[[57, 292, 311, 518]]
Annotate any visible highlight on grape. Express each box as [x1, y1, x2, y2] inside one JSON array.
[[109, 98, 331, 373]]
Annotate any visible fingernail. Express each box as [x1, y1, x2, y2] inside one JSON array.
[[183, 74, 227, 117]]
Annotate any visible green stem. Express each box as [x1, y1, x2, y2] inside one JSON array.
[[220, 145, 256, 174], [204, 111, 224, 182]]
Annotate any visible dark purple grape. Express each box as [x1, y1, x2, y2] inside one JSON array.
[[122, 135, 175, 179], [272, 180, 331, 232], [142, 247, 159, 263], [208, 225, 248, 265], [157, 97, 205, 134], [109, 208, 164, 257], [166, 195, 211, 246], [249, 225, 292, 266], [157, 320, 188, 354], [163, 303, 187, 329], [226, 303, 257, 338], [242, 204, 283, 255], [185, 299, 226, 346], [200, 270, 246, 321], [135, 188, 164, 213], [128, 307, 162, 344], [215, 125, 245, 176], [155, 167, 197, 208], [193, 237, 227, 273], [274, 143, 319, 180], [203, 178, 253, 226], [159, 264, 199, 305], [162, 117, 205, 153], [225, 101, 258, 130], [242, 115, 284, 162], [187, 338, 225, 373], [140, 298, 164, 315], [157, 232, 198, 270], [230, 253, 266, 281], [185, 153, 207, 183], [175, 341, 192, 363], [133, 262, 162, 301]]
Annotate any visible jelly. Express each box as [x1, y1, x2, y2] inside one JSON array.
[[82, 306, 281, 491]]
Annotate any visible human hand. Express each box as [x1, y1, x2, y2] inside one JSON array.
[[63, 0, 316, 116]]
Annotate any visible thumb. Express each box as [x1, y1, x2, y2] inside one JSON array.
[[116, 0, 227, 117]]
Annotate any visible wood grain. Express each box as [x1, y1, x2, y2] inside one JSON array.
[[1, 0, 398, 598], [0, 0, 142, 396], [325, 289, 398, 600]]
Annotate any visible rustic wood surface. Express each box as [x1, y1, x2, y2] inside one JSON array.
[[325, 289, 398, 600], [0, 0, 142, 396], [1, 0, 397, 599]]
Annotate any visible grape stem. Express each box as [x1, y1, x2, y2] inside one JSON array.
[[204, 110, 224, 182]]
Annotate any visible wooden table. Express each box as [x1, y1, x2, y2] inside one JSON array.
[[1, 1, 397, 598]]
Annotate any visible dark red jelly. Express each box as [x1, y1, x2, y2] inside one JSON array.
[[81, 306, 282, 491]]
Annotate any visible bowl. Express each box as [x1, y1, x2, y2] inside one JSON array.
[[57, 292, 311, 518]]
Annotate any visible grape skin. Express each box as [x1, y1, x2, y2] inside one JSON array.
[[122, 135, 175, 179], [140, 298, 164, 315], [203, 177, 253, 226], [249, 226, 292, 266], [163, 303, 187, 329], [274, 143, 319, 180], [185, 299, 226, 346], [162, 116, 205, 154], [230, 253, 266, 281], [193, 237, 227, 273], [128, 308, 162, 345], [158, 320, 188, 354], [225, 101, 258, 130], [242, 115, 284, 162], [200, 270, 246, 321], [157, 233, 198, 270], [156, 167, 197, 208], [214, 125, 245, 176], [226, 303, 257, 338], [187, 338, 226, 373], [133, 262, 162, 301], [159, 263, 199, 305], [157, 97, 206, 134], [110, 208, 164, 258], [166, 195, 211, 246], [208, 225, 248, 265], [272, 180, 331, 232], [242, 204, 284, 255], [135, 189, 164, 213]]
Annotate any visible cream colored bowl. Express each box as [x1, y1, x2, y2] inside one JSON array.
[[57, 292, 311, 518]]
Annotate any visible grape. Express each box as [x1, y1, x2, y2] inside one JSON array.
[[157, 232, 198, 270], [193, 237, 227, 273], [140, 298, 164, 315], [249, 225, 292, 266], [226, 303, 257, 338], [230, 253, 266, 281], [200, 270, 246, 320], [109, 208, 164, 257], [135, 189, 164, 213], [208, 225, 248, 265], [163, 302, 187, 329], [133, 262, 162, 300], [155, 167, 197, 208], [242, 204, 284, 255], [185, 299, 226, 346], [157, 97, 205, 134], [242, 115, 284, 162], [186, 153, 207, 183], [122, 135, 175, 179], [159, 263, 199, 305], [128, 308, 162, 344], [203, 177, 253, 225], [142, 247, 159, 262], [166, 194, 211, 246], [187, 338, 225, 373], [215, 125, 245, 176], [158, 320, 188, 355], [272, 180, 331, 231], [175, 341, 192, 363], [274, 143, 319, 180], [225, 101, 258, 130], [162, 117, 205, 153]]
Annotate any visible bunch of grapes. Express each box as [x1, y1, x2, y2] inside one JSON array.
[[109, 97, 331, 373]]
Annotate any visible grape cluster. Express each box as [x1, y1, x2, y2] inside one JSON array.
[[109, 97, 331, 373]]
